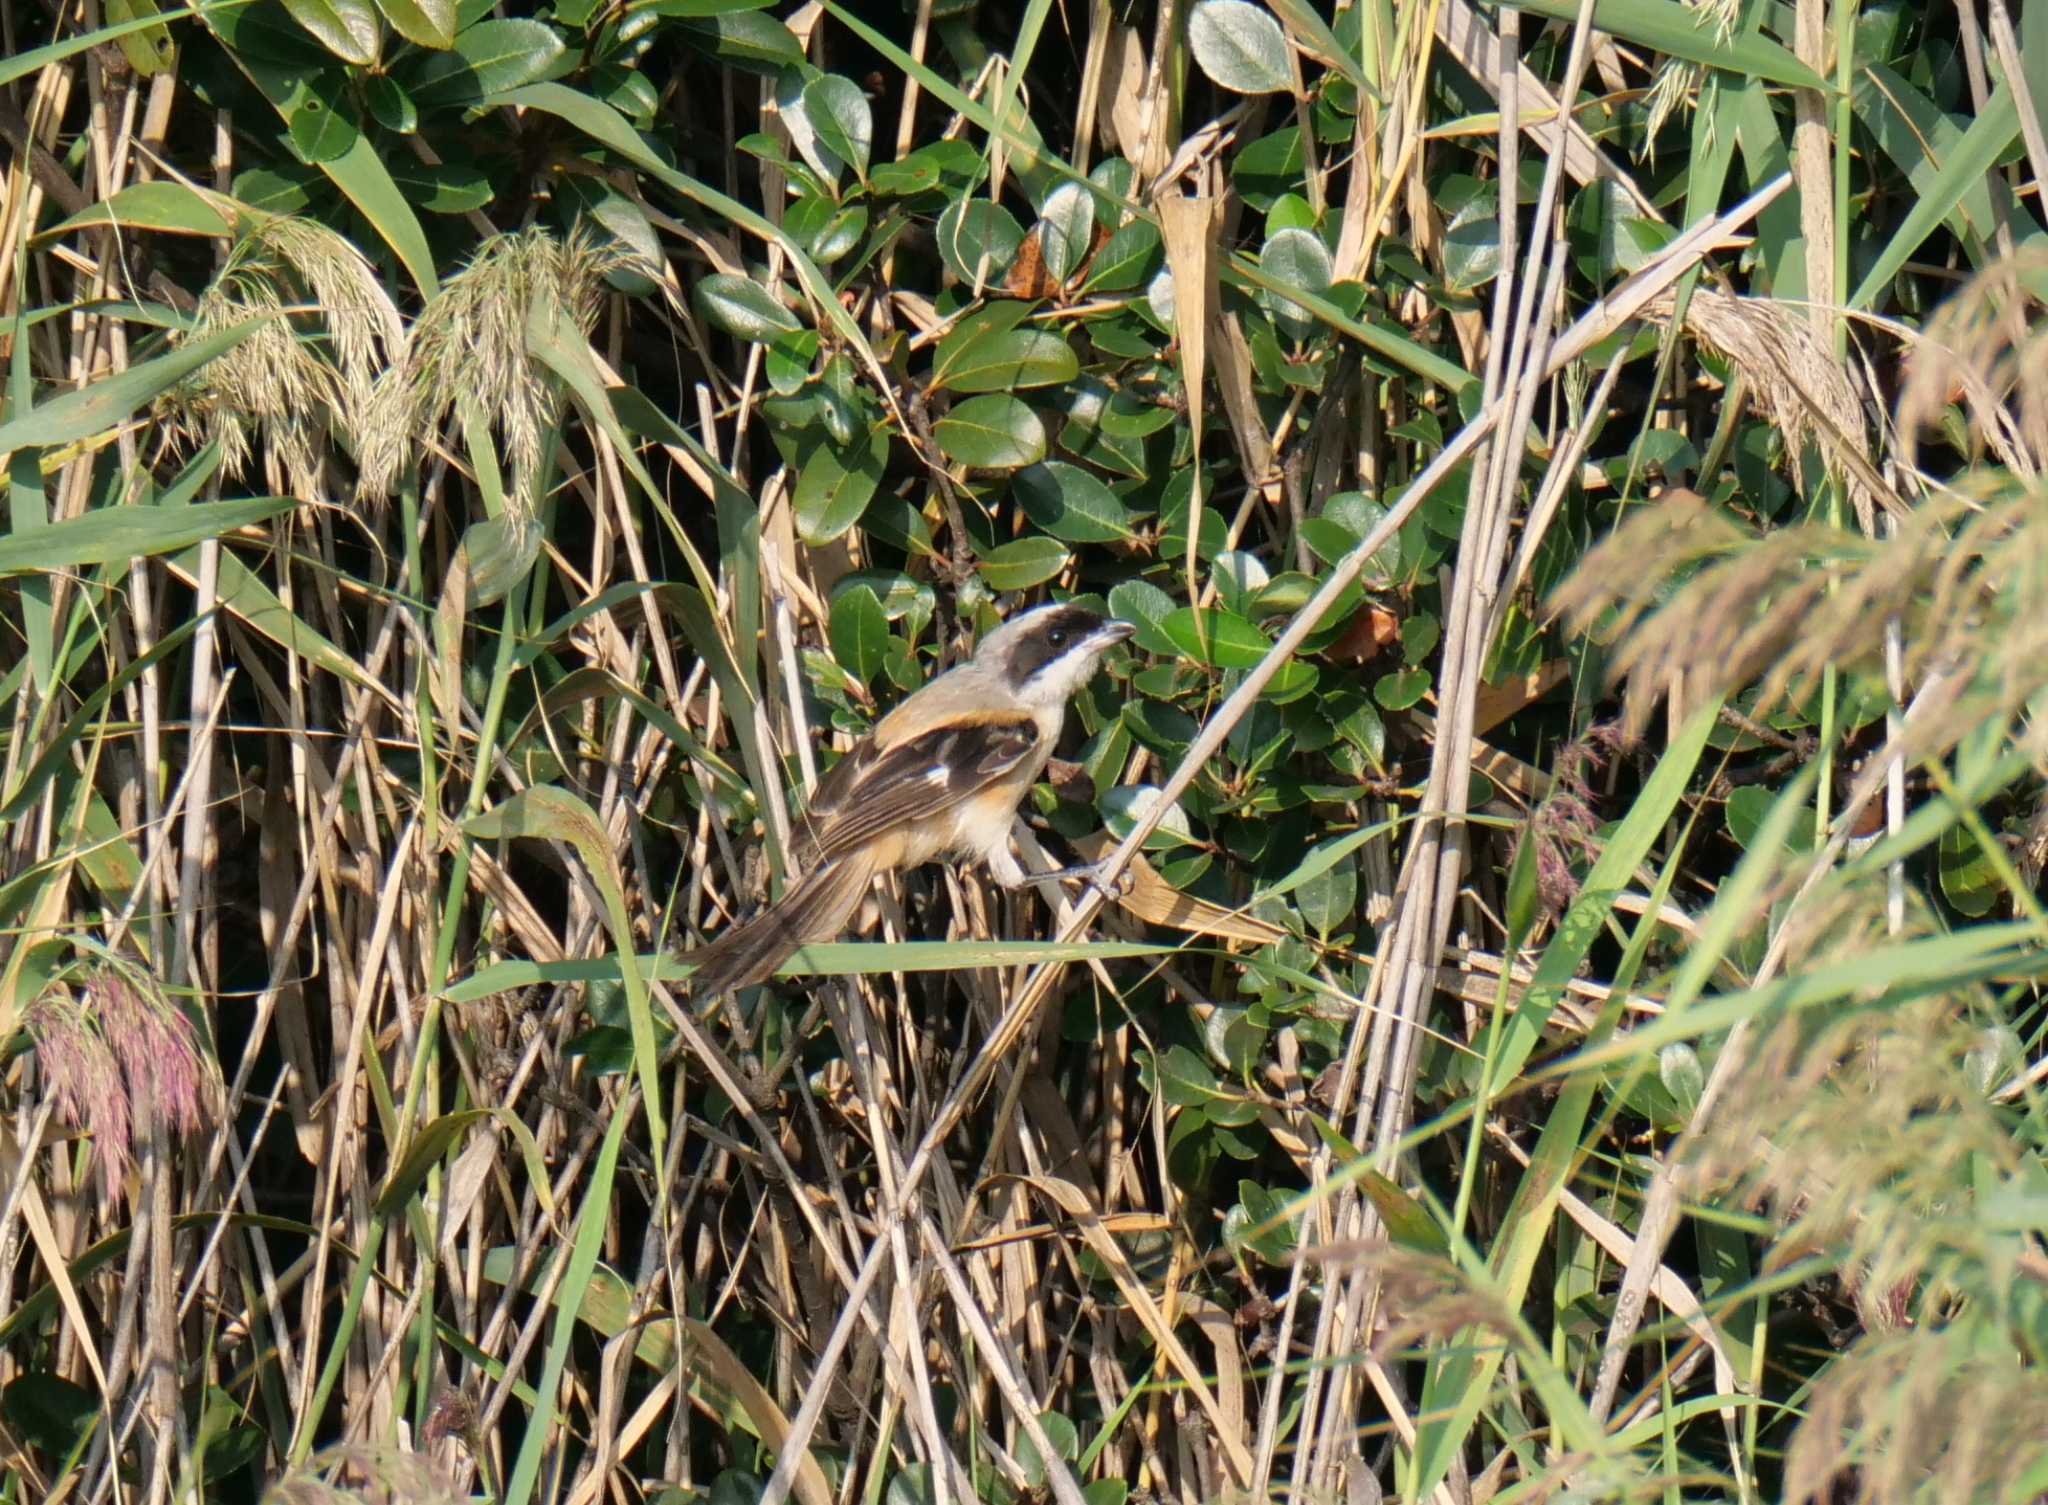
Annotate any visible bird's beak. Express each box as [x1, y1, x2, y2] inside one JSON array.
[[1097, 619, 1137, 648]]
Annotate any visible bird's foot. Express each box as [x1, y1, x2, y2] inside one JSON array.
[[1037, 860, 1133, 906]]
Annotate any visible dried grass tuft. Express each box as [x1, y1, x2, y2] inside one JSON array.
[[261, 1446, 466, 1505], [1647, 287, 1880, 528], [1896, 248, 2048, 481], [1685, 980, 2022, 1318], [1549, 488, 2048, 757], [356, 223, 639, 514], [156, 213, 402, 498], [1783, 1329, 2048, 1505]]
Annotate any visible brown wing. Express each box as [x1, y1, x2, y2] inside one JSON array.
[[792, 716, 1042, 866]]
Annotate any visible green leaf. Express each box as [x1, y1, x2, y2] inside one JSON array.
[[1107, 579, 1178, 655], [281, 0, 380, 65], [936, 198, 1026, 286], [1503, 0, 1827, 90], [0, 321, 262, 454], [793, 427, 887, 544], [677, 9, 803, 70], [101, 0, 178, 75], [363, 73, 419, 132], [1939, 822, 2003, 918], [1081, 217, 1162, 292], [1018, 1412, 1079, 1487], [1373, 667, 1430, 709], [803, 73, 873, 179], [1188, 0, 1294, 95], [40, 180, 232, 240], [977, 537, 1071, 590], [929, 328, 1078, 393], [1036, 181, 1095, 284], [1012, 461, 1136, 542], [386, 157, 494, 213], [1162, 607, 1271, 668], [1261, 225, 1332, 340], [372, 0, 455, 48], [1293, 845, 1355, 936], [693, 272, 802, 341], [1442, 205, 1501, 293], [406, 18, 564, 106], [829, 585, 889, 688], [1851, 84, 2022, 310], [932, 394, 1046, 468], [284, 71, 360, 162]]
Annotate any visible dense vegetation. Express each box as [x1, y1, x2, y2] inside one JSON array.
[[2, 0, 2046, 1498]]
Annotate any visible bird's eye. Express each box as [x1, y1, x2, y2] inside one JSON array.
[[1047, 629, 1067, 647]]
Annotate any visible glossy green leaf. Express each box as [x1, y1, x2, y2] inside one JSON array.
[[803, 73, 873, 179], [929, 328, 1078, 393], [373, 0, 455, 49], [284, 72, 360, 162], [41, 180, 232, 240], [693, 273, 802, 340], [406, 18, 564, 106], [281, 0, 380, 65], [1036, 181, 1095, 284], [1013, 461, 1136, 542], [793, 427, 888, 544], [830, 584, 890, 688], [677, 9, 802, 70], [936, 198, 1026, 286], [933, 394, 1046, 468], [977, 536, 1071, 590], [1162, 607, 1271, 668], [101, 0, 178, 74], [1106, 579, 1179, 655]]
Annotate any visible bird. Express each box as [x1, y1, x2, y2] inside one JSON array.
[[682, 602, 1135, 995]]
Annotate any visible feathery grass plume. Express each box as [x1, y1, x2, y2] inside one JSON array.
[[24, 992, 132, 1194], [1897, 248, 2048, 481], [1649, 287, 1881, 529], [23, 968, 216, 1197], [1783, 1328, 2048, 1505], [1684, 972, 2025, 1325], [1550, 488, 2048, 758], [261, 1446, 465, 1505], [356, 224, 640, 514], [155, 211, 403, 499], [1516, 723, 1631, 915]]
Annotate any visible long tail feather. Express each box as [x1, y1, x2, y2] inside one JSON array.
[[682, 854, 877, 995]]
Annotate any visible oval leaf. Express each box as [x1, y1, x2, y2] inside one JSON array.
[[1162, 607, 1272, 668], [933, 394, 1046, 469], [977, 536, 1071, 590], [803, 73, 873, 179], [1188, 0, 1293, 95], [1036, 181, 1095, 285], [281, 0, 380, 65], [930, 328, 1079, 393], [794, 428, 887, 544], [1013, 461, 1135, 543], [694, 272, 802, 341], [372, 0, 455, 48]]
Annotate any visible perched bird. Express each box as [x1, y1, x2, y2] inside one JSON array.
[[684, 603, 1135, 995]]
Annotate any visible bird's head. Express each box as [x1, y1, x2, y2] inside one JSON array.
[[977, 603, 1135, 709]]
